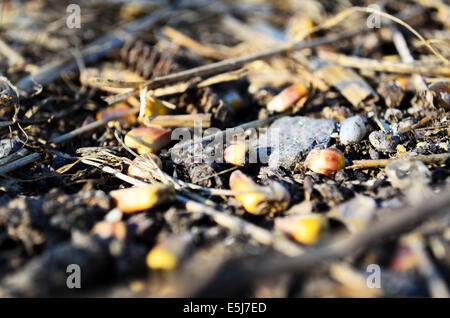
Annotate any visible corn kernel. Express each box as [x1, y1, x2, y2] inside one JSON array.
[[304, 148, 345, 178], [124, 126, 171, 155], [146, 247, 178, 271], [145, 98, 171, 117], [275, 214, 325, 245], [146, 233, 194, 271], [96, 103, 137, 127], [289, 15, 315, 41], [396, 144, 408, 157], [416, 142, 427, 148], [390, 246, 418, 272], [267, 83, 308, 113], [229, 170, 290, 215], [110, 184, 175, 213], [224, 143, 247, 166], [395, 76, 413, 91]]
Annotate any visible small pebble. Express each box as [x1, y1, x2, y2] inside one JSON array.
[[328, 195, 377, 232], [385, 160, 431, 190], [52, 156, 65, 168], [377, 81, 404, 108], [339, 116, 367, 145], [369, 131, 399, 152], [37, 180, 46, 190], [0, 138, 19, 159], [397, 118, 414, 132], [369, 148, 379, 160], [384, 108, 403, 123]]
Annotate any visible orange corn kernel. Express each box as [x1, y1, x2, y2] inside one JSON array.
[[267, 83, 308, 112], [124, 126, 171, 155], [304, 148, 345, 178], [96, 103, 136, 126]]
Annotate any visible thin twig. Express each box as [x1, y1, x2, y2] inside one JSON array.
[[49, 107, 139, 144], [0, 153, 40, 175], [397, 116, 431, 134], [139, 113, 212, 128], [104, 29, 365, 104], [404, 234, 450, 298], [162, 26, 227, 60], [0, 148, 29, 166], [80, 158, 147, 187], [346, 153, 450, 169], [1, 107, 140, 174], [391, 27, 431, 100], [318, 51, 450, 77], [310, 6, 448, 64], [0, 37, 26, 67]]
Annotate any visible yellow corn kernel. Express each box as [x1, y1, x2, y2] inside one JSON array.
[[395, 76, 412, 91], [275, 214, 325, 245], [288, 14, 315, 41], [146, 247, 178, 271], [110, 184, 175, 213], [145, 98, 171, 117], [146, 233, 193, 271], [416, 142, 427, 148], [229, 170, 290, 215], [396, 144, 407, 157], [224, 143, 247, 166]]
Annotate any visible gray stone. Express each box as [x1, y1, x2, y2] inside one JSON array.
[[0, 138, 19, 159], [328, 195, 377, 232], [384, 108, 403, 123], [339, 116, 367, 145], [255, 116, 336, 171], [369, 130, 399, 151], [385, 160, 431, 190]]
